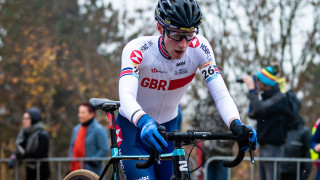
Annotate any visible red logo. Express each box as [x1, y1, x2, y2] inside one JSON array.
[[151, 68, 158, 73], [214, 66, 220, 73], [130, 50, 143, 64], [115, 125, 123, 147], [189, 37, 200, 48]]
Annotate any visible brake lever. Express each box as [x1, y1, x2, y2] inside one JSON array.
[[155, 150, 161, 165], [248, 132, 255, 164]]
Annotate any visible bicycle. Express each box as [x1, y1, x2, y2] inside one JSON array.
[[64, 98, 255, 180]]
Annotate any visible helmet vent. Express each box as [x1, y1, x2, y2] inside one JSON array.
[[155, 0, 202, 28]]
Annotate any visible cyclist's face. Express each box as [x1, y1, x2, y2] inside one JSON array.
[[78, 105, 94, 124], [22, 112, 31, 128], [157, 23, 194, 59]]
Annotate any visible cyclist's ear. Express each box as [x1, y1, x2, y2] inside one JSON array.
[[157, 22, 163, 34]]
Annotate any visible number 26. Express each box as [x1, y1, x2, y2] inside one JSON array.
[[201, 66, 215, 79]]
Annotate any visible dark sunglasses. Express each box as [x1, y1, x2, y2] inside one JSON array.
[[164, 27, 199, 41]]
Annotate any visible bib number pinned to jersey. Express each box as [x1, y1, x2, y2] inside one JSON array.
[[200, 62, 218, 83]]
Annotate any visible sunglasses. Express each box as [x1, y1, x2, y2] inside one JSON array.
[[164, 27, 199, 41]]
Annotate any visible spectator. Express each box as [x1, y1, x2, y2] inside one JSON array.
[[8, 108, 50, 180], [310, 116, 320, 180], [281, 116, 311, 180], [310, 117, 320, 168], [242, 66, 292, 180], [192, 91, 234, 180], [272, 62, 286, 93], [69, 102, 109, 175]]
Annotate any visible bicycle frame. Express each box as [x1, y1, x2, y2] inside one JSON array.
[[89, 98, 253, 180], [99, 110, 191, 180]]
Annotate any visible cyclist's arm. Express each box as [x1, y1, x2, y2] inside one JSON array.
[[119, 40, 146, 126], [205, 71, 240, 127], [196, 36, 240, 127]]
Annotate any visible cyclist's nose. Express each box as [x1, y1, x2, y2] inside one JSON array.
[[177, 38, 188, 49]]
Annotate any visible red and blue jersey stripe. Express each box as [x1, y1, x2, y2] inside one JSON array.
[[213, 65, 220, 74], [158, 37, 172, 59], [119, 67, 134, 79]]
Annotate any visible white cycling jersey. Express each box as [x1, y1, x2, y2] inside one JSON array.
[[119, 35, 240, 127]]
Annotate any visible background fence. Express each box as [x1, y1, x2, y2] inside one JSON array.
[[0, 157, 319, 180]]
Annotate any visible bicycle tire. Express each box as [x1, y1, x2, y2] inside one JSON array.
[[63, 169, 99, 180]]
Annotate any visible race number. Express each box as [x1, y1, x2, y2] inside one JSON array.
[[200, 62, 219, 83]]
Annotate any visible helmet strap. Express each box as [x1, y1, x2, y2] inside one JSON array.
[[161, 28, 168, 52]]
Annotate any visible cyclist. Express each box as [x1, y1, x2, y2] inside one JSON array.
[[116, 0, 257, 179]]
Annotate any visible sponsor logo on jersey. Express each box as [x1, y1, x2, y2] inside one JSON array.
[[189, 37, 200, 48], [130, 50, 143, 64], [151, 68, 167, 73], [176, 61, 186, 66], [200, 43, 212, 61], [175, 68, 188, 75], [137, 176, 150, 180], [140, 73, 195, 91], [133, 64, 140, 76], [151, 68, 158, 73], [115, 125, 123, 147], [139, 41, 153, 52]]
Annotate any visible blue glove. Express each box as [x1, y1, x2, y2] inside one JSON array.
[[137, 114, 168, 153], [230, 119, 257, 152]]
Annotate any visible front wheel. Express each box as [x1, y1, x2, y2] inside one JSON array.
[[64, 169, 99, 180]]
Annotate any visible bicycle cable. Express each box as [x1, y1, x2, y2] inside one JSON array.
[[185, 139, 206, 173]]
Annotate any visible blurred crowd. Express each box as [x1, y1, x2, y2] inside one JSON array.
[[7, 103, 109, 179]]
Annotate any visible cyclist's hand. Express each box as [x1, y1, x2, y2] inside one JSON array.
[[230, 119, 257, 152], [137, 114, 168, 153]]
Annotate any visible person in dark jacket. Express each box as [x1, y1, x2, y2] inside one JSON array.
[[280, 116, 311, 180], [242, 66, 291, 180], [69, 102, 109, 175], [310, 116, 320, 180], [8, 108, 50, 180]]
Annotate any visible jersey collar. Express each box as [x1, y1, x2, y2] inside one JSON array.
[[158, 36, 172, 60]]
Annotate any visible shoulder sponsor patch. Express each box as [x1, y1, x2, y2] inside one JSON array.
[[200, 43, 213, 61], [200, 62, 219, 83], [189, 37, 200, 48], [130, 50, 143, 64]]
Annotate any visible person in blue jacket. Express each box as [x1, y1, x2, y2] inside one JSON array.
[[69, 102, 109, 175], [310, 116, 320, 180]]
